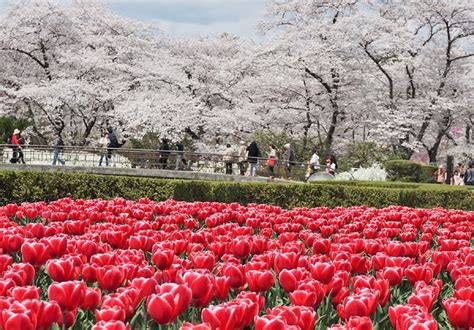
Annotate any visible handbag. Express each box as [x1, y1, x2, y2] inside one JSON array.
[[267, 158, 276, 167]]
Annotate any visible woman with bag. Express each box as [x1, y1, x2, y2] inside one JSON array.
[[267, 144, 277, 179]]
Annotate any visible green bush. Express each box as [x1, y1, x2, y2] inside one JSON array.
[[385, 160, 437, 183], [0, 170, 472, 210], [338, 142, 403, 172]]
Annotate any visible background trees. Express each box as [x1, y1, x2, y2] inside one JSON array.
[[0, 0, 472, 163]]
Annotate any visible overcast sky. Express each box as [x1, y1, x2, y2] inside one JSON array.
[[0, 0, 268, 38]]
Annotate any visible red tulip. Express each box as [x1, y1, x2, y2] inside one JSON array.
[[2, 263, 35, 286], [92, 321, 130, 330], [289, 290, 317, 307], [44, 236, 68, 258], [254, 315, 290, 330], [2, 234, 24, 253], [96, 266, 125, 291], [80, 287, 102, 311], [278, 268, 308, 293], [201, 304, 246, 330], [22, 300, 62, 330], [178, 271, 214, 307], [329, 316, 373, 330], [48, 280, 86, 311], [310, 262, 335, 284], [190, 252, 216, 270], [21, 241, 51, 270], [95, 306, 127, 322], [232, 239, 251, 259], [405, 265, 433, 285], [0, 279, 15, 296], [454, 286, 474, 301], [10, 286, 40, 301], [221, 264, 246, 288], [337, 290, 379, 320], [1, 306, 36, 330], [151, 249, 175, 271], [352, 276, 390, 307], [246, 270, 275, 292], [46, 259, 78, 282], [180, 322, 212, 330], [443, 298, 474, 329], [376, 267, 404, 286], [267, 306, 316, 330], [274, 252, 299, 274], [213, 276, 231, 301], [0, 255, 13, 273], [128, 277, 158, 304], [146, 284, 192, 325]]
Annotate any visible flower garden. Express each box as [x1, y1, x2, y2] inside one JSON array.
[[0, 197, 473, 330]]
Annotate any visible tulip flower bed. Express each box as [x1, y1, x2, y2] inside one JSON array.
[[0, 198, 473, 330]]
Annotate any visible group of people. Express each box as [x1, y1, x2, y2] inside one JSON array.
[[96, 128, 121, 167], [156, 139, 187, 171], [223, 141, 296, 178], [223, 141, 337, 180], [440, 162, 474, 186]]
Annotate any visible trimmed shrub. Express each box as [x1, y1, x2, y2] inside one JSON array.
[[385, 160, 437, 183], [0, 170, 472, 210]]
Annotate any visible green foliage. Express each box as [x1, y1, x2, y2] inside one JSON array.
[[0, 116, 31, 143], [0, 170, 471, 210], [251, 131, 324, 162], [338, 142, 402, 172], [129, 132, 196, 151], [385, 160, 437, 183]]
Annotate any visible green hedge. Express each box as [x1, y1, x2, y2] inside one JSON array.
[[0, 170, 472, 210], [385, 160, 437, 183]]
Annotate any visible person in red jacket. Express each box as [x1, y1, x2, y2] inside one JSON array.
[[9, 129, 20, 163]]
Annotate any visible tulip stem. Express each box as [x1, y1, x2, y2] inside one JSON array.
[[62, 311, 67, 330]]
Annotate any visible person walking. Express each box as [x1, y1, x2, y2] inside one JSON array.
[[107, 127, 119, 165], [98, 131, 110, 166], [51, 132, 65, 166], [328, 153, 338, 176], [237, 141, 247, 175], [9, 129, 20, 163], [223, 144, 234, 175], [283, 143, 295, 179], [17, 132, 28, 164], [159, 138, 171, 169], [267, 144, 277, 179], [463, 162, 474, 186], [246, 141, 261, 177], [175, 142, 185, 171], [305, 148, 320, 181]]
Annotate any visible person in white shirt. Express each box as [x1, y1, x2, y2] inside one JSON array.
[[306, 148, 320, 181], [98, 132, 110, 166], [237, 141, 247, 175], [223, 144, 234, 175], [267, 144, 277, 179]]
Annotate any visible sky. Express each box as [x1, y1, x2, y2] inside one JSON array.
[[0, 0, 268, 38]]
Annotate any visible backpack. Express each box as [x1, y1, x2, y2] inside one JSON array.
[[108, 133, 119, 148], [57, 137, 64, 150]]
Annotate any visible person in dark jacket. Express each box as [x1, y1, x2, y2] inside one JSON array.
[[283, 143, 295, 179], [246, 141, 261, 176], [464, 162, 474, 185], [51, 132, 65, 166], [18, 132, 28, 164], [159, 139, 171, 169], [175, 142, 185, 171], [107, 127, 119, 161]]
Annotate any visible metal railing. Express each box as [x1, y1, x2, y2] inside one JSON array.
[[0, 144, 308, 180]]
